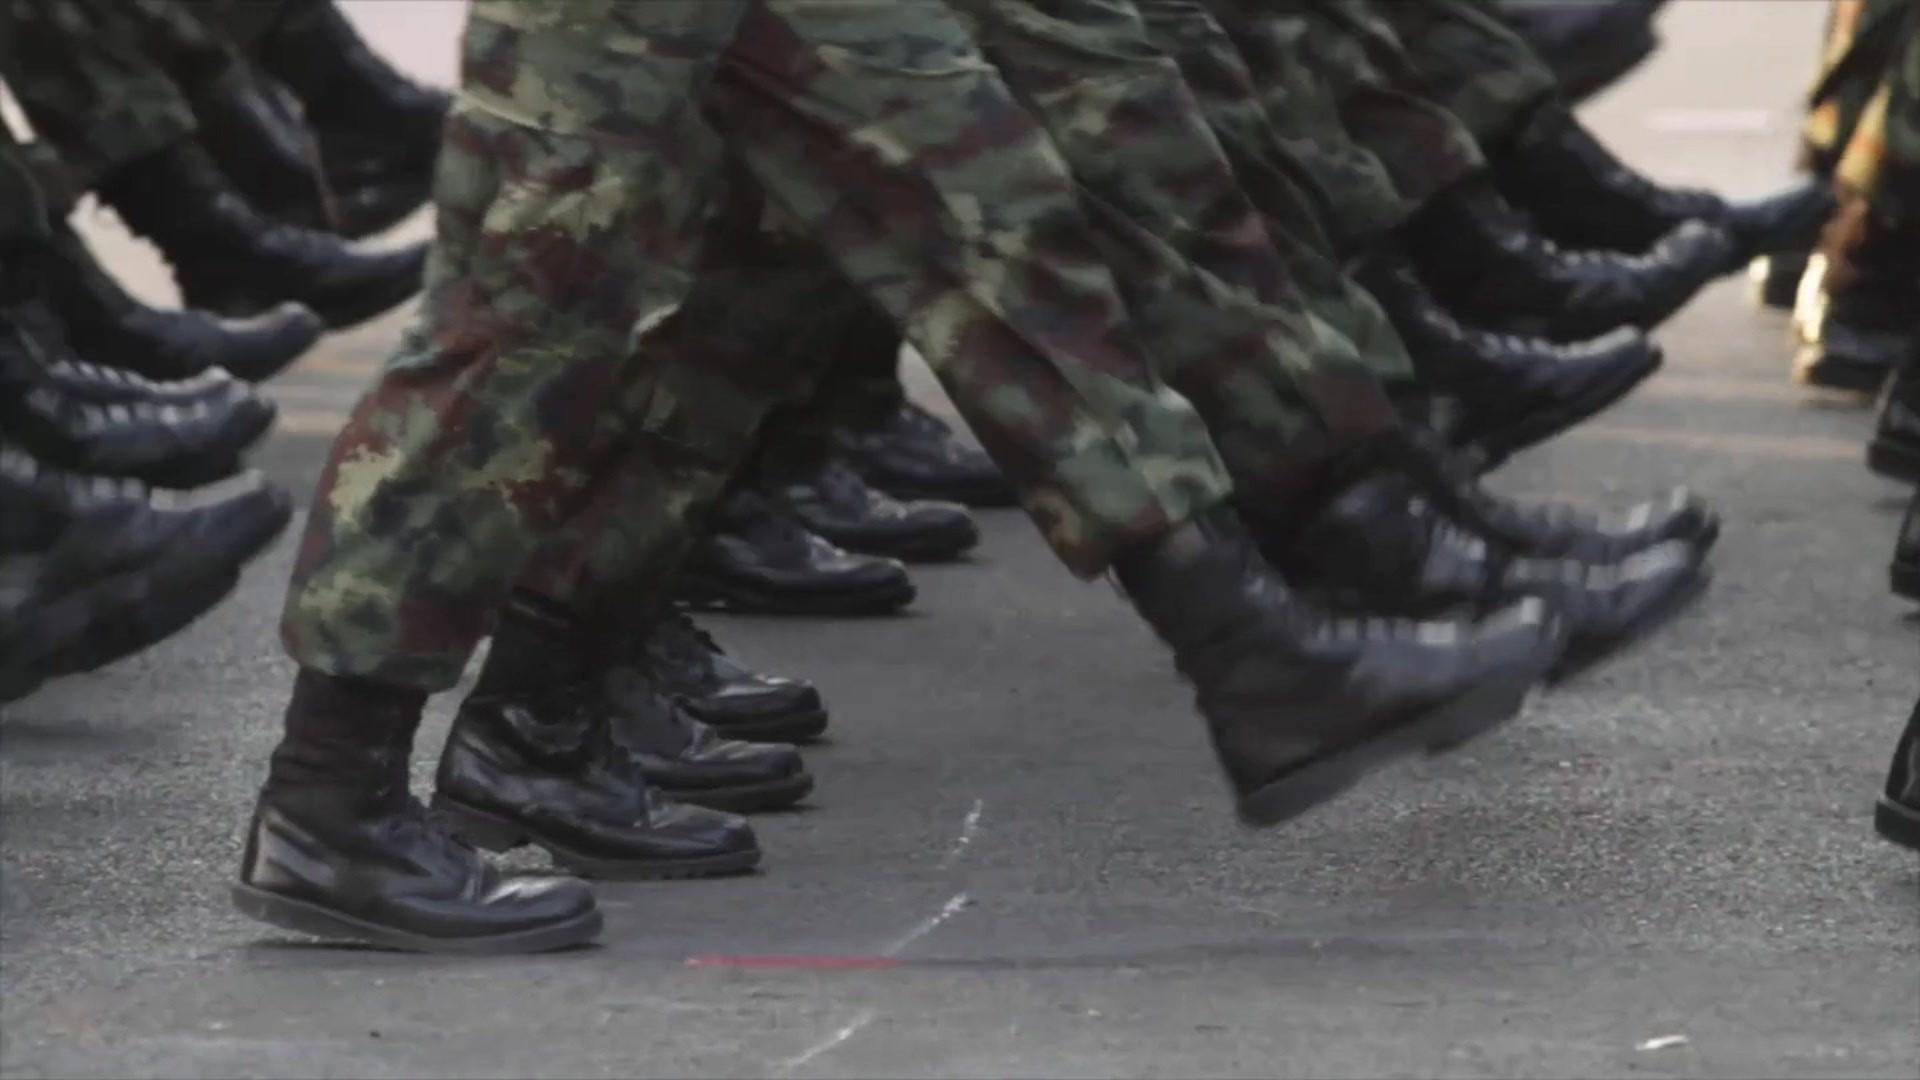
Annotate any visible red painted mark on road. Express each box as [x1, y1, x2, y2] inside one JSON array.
[[685, 954, 902, 971]]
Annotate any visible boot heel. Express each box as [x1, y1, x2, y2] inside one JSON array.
[[430, 795, 527, 852]]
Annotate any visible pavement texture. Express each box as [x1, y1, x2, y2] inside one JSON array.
[[2, 3, 1917, 1078]]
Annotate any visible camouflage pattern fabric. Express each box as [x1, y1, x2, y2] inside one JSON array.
[[1139, 0, 1418, 387], [0, 0, 200, 188], [1840, 3, 1920, 228], [281, 0, 1232, 689], [1363, 0, 1560, 152], [1878, 11, 1920, 229], [954, 0, 1401, 505], [1804, 0, 1914, 174]]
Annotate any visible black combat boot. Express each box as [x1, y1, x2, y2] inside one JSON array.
[[1401, 179, 1737, 341], [641, 609, 829, 743], [235, 670, 603, 954], [1115, 508, 1566, 826], [255, 2, 447, 195], [432, 599, 764, 876], [0, 324, 273, 488], [330, 173, 435, 241], [1359, 256, 1663, 467], [1264, 469, 1709, 682], [1368, 428, 1721, 563], [676, 490, 918, 616], [833, 400, 1016, 508], [3, 236, 266, 410], [754, 452, 979, 563], [94, 143, 426, 329], [1870, 350, 1920, 485], [0, 444, 290, 700], [44, 226, 322, 383], [1893, 493, 1919, 603], [1495, 103, 1835, 259], [600, 654, 814, 814], [1873, 696, 1920, 852], [1496, 0, 1666, 105], [190, 65, 332, 232]]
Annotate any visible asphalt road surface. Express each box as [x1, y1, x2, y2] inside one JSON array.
[[2, 3, 1916, 1077]]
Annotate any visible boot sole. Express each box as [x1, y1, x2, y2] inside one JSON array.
[[868, 475, 1019, 510], [1464, 348, 1662, 467], [695, 708, 831, 744], [1873, 797, 1920, 853], [1867, 436, 1920, 486], [429, 796, 763, 881], [830, 531, 978, 564], [230, 883, 602, 955], [659, 772, 815, 814], [675, 573, 916, 617], [1549, 569, 1710, 684], [1235, 670, 1539, 828]]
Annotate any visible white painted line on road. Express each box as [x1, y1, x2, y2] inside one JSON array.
[[1644, 108, 1774, 134], [778, 1008, 877, 1076], [939, 799, 985, 869], [883, 892, 972, 958]]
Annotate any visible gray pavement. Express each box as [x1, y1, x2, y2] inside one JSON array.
[[2, 2, 1917, 1077]]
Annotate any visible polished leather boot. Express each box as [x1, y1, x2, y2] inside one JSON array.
[[1496, 104, 1834, 258], [1115, 509, 1566, 826], [257, 2, 447, 194], [832, 400, 1016, 508], [1874, 697, 1920, 852], [432, 600, 763, 876], [95, 144, 426, 329], [191, 65, 332, 232], [600, 659, 814, 814], [1360, 257, 1662, 466], [235, 670, 603, 954], [1497, 0, 1665, 105], [1870, 352, 1920, 485], [676, 490, 917, 616], [0, 322, 274, 487], [1366, 429, 1720, 563], [1402, 180, 1737, 341], [330, 173, 434, 241], [641, 609, 829, 743], [1893, 493, 1919, 602], [1266, 470, 1708, 681], [1792, 274, 1913, 395], [0, 443, 287, 699], [3, 245, 267, 409], [755, 452, 979, 563], [45, 226, 322, 382]]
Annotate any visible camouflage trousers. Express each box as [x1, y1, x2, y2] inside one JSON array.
[[954, 0, 1403, 509], [1141, 0, 1417, 382], [0, 0, 204, 189], [1832, 2, 1920, 227], [1203, 0, 1485, 252], [1364, 0, 1560, 152], [1804, 0, 1915, 174], [531, 0, 1434, 631], [281, 0, 1232, 689]]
